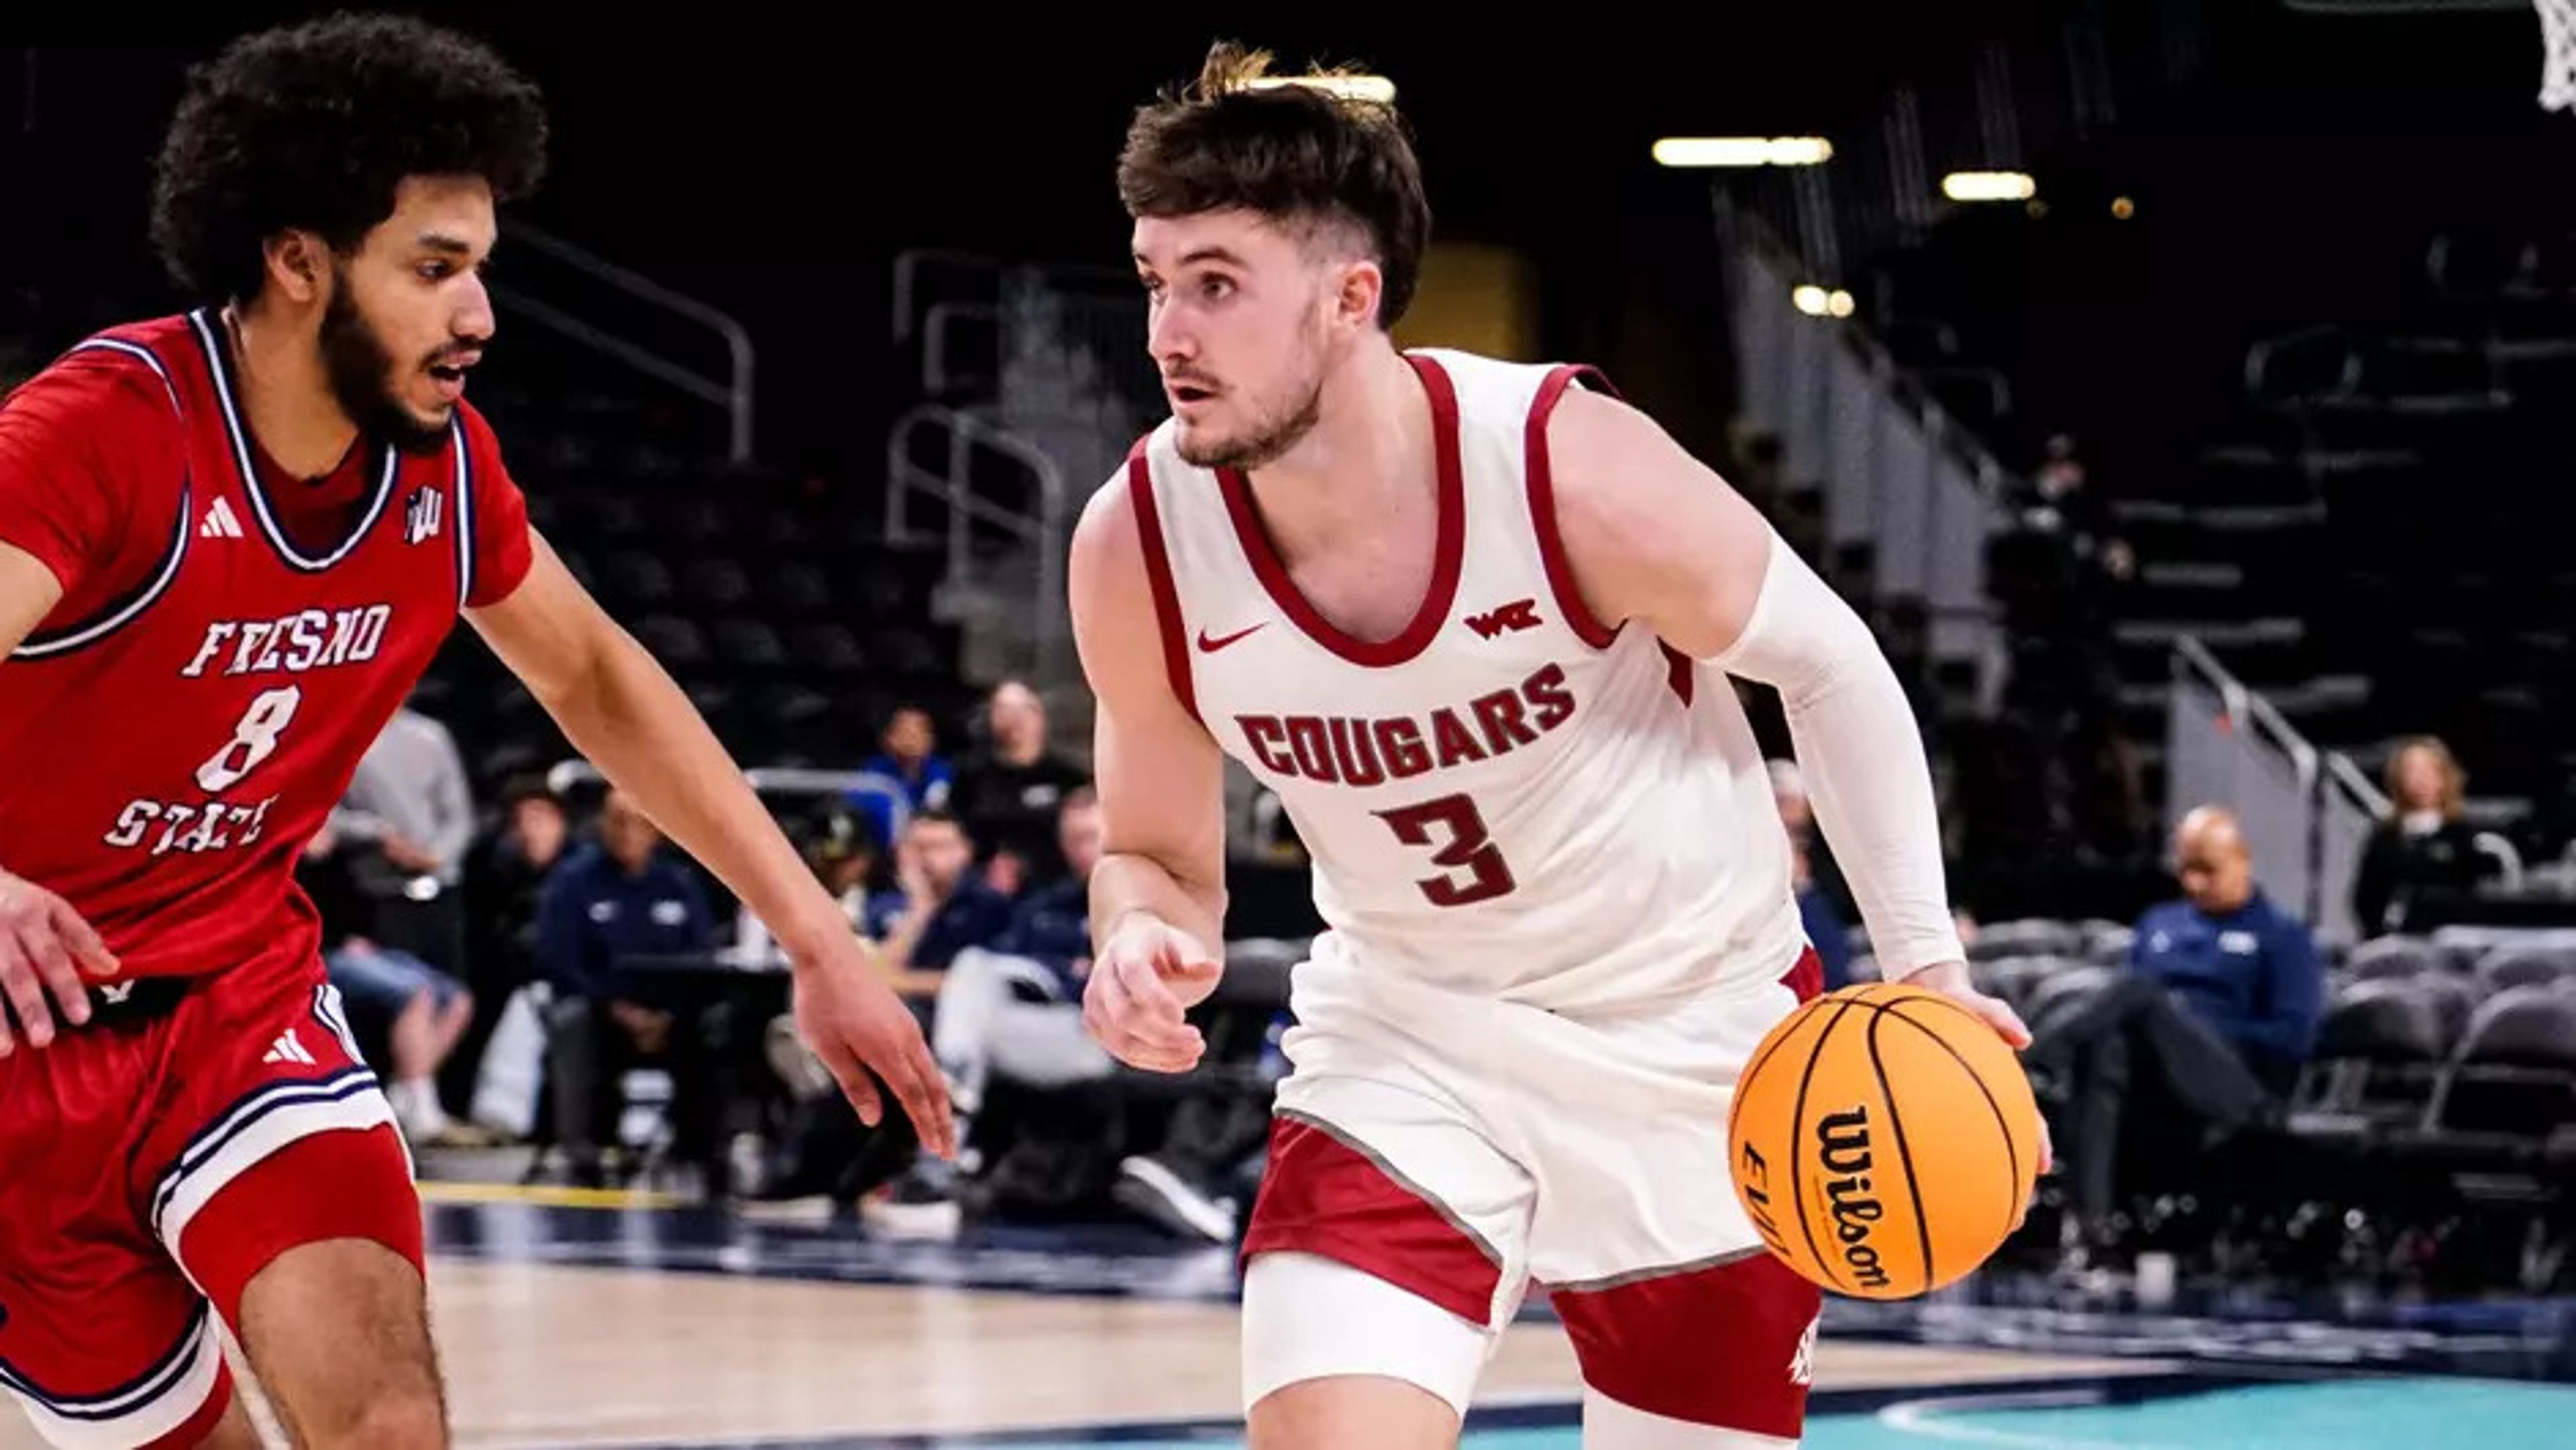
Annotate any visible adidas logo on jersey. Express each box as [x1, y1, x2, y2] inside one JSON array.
[[1464, 599, 1542, 638], [198, 497, 245, 540], [260, 1027, 317, 1066]]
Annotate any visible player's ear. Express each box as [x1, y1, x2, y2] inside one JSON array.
[[262, 230, 330, 307], [1334, 258, 1384, 335]]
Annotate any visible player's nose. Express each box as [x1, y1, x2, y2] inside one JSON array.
[[1145, 302, 1193, 364], [454, 272, 496, 343]]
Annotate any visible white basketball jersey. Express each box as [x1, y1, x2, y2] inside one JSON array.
[[1126, 348, 1805, 1012]]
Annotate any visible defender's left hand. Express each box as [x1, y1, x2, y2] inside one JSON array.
[[789, 935, 957, 1159], [1902, 960, 2055, 1188]]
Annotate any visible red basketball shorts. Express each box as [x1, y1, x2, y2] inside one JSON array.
[[1240, 945, 1826, 1444], [0, 950, 418, 1448]]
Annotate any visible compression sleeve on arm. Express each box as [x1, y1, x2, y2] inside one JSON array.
[[1709, 530, 1966, 976]]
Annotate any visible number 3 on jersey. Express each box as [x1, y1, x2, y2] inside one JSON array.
[[1377, 794, 1517, 907], [196, 686, 302, 792]]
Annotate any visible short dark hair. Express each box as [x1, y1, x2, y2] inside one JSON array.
[[1118, 42, 1430, 329], [150, 13, 549, 305], [908, 807, 966, 837]]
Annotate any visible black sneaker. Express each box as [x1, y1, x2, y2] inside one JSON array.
[[1114, 1155, 1237, 1243]]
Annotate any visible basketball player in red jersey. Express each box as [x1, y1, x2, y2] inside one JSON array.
[[1072, 47, 2046, 1449], [0, 17, 950, 1449]]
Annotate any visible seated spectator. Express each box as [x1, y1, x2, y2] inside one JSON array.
[[949, 680, 1087, 895], [536, 789, 725, 1188], [457, 773, 572, 1106], [2031, 805, 2324, 1261], [847, 703, 953, 851], [331, 698, 476, 979], [1768, 759, 1856, 988], [875, 809, 1014, 976], [2352, 735, 2499, 937], [299, 822, 479, 1147]]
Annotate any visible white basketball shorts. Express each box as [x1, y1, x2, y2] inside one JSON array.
[[1238, 944, 1826, 1443]]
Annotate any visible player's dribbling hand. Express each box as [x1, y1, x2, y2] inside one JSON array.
[[0, 869, 118, 1055], [1904, 959, 2055, 1221], [1084, 914, 1222, 1074], [787, 934, 958, 1159]]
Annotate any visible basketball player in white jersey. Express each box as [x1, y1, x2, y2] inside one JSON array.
[[1070, 44, 2043, 1450]]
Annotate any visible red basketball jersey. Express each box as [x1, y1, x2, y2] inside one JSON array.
[[0, 309, 531, 981]]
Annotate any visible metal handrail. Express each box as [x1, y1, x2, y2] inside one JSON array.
[[883, 404, 1072, 679], [498, 221, 757, 463], [2173, 632, 2320, 788], [2325, 749, 2392, 819]]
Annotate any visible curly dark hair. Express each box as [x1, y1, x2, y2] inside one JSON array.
[[1118, 42, 1429, 329], [150, 13, 549, 305]]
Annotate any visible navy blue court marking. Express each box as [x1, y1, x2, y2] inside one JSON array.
[[425, 1198, 2576, 1384], [510, 1369, 2392, 1447]]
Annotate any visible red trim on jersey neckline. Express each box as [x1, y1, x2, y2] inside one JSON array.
[[1214, 352, 1464, 670], [1125, 438, 1201, 725], [1524, 363, 1621, 651]]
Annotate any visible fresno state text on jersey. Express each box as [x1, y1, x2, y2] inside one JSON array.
[[1126, 350, 1805, 1011], [0, 310, 533, 980]]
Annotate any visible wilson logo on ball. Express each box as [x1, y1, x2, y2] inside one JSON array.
[[1815, 1105, 1890, 1292]]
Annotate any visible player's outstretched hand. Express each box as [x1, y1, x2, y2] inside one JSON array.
[[0, 869, 117, 1055], [1904, 959, 2055, 1220], [1085, 914, 1222, 1074], [788, 935, 957, 1159]]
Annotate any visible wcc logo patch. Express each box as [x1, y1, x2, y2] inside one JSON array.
[[402, 486, 444, 546]]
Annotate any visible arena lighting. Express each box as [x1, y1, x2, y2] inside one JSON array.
[[1827, 288, 1856, 318], [1792, 285, 1830, 316], [1243, 74, 1396, 103], [1942, 170, 2037, 202], [1653, 136, 1834, 168]]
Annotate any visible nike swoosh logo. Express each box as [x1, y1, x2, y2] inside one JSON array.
[[1197, 623, 1266, 653]]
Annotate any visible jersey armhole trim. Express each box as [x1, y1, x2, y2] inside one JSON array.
[[9, 482, 192, 661], [1126, 441, 1201, 726], [1524, 364, 1621, 651]]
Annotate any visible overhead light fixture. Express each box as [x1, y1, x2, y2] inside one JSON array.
[[2111, 195, 2137, 220], [1245, 74, 1396, 104], [1790, 286, 1857, 317], [1942, 170, 2037, 202], [1654, 136, 1834, 168]]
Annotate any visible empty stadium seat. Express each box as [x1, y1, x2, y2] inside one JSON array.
[[2477, 945, 2576, 994], [787, 622, 869, 676], [680, 557, 754, 613], [710, 615, 788, 671], [2345, 936, 2442, 982], [2290, 979, 2459, 1133], [2423, 988, 2576, 1144], [632, 615, 709, 668], [2022, 964, 2120, 1039], [1968, 918, 2084, 962], [758, 562, 834, 618], [598, 550, 676, 613]]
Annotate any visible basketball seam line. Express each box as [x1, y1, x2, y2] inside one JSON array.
[[1865, 1008, 1936, 1297], [1884, 1004, 2025, 1233], [1786, 999, 1859, 1295]]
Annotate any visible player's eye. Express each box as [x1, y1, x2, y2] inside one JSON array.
[[1200, 275, 1235, 301], [418, 262, 453, 281]]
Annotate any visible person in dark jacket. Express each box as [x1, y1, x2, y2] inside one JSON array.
[[2032, 806, 2324, 1260], [537, 789, 722, 1186], [2352, 735, 2498, 937]]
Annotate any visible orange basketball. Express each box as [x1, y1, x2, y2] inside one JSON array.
[[1726, 982, 2040, 1300]]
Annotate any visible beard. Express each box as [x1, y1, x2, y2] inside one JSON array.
[[320, 280, 451, 456], [1177, 375, 1325, 472]]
